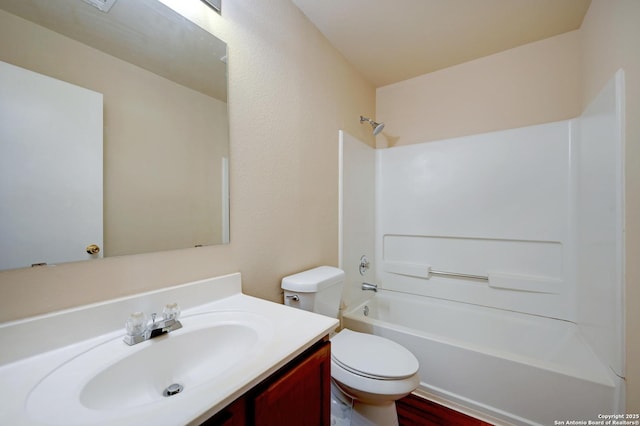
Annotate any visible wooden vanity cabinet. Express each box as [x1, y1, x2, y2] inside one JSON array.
[[202, 398, 246, 426], [202, 340, 331, 426]]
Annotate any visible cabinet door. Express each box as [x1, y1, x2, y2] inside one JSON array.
[[253, 341, 331, 426], [201, 397, 246, 426]]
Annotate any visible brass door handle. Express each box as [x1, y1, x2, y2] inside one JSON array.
[[86, 244, 101, 255]]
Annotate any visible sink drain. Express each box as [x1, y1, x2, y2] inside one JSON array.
[[163, 383, 184, 397]]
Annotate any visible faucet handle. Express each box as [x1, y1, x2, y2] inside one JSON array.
[[125, 312, 148, 336], [359, 255, 370, 275], [162, 302, 181, 321]]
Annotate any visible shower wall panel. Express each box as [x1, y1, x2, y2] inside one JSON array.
[[376, 121, 576, 320], [575, 70, 625, 380], [339, 130, 376, 310]]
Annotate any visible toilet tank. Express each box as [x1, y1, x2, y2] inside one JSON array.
[[281, 266, 345, 318]]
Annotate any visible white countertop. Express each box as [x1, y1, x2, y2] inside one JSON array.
[[0, 273, 338, 425]]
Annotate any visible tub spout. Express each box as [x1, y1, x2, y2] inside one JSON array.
[[362, 282, 377, 292]]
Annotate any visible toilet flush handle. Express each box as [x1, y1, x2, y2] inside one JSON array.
[[286, 294, 300, 302]]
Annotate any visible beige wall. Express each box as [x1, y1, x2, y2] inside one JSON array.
[[581, 0, 640, 412], [0, 0, 375, 321], [0, 9, 228, 257], [376, 30, 582, 147]]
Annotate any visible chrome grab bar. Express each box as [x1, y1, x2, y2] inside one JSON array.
[[430, 269, 488, 281]]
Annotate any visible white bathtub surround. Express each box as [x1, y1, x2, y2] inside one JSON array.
[[575, 70, 626, 382], [376, 119, 573, 320], [0, 274, 338, 425], [338, 71, 625, 424], [339, 130, 377, 312]]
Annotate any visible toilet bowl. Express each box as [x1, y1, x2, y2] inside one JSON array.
[[330, 329, 420, 425], [281, 266, 420, 425]]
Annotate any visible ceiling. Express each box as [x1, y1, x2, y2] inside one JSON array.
[[292, 0, 591, 87]]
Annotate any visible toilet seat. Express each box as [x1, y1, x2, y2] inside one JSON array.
[[330, 329, 420, 403], [331, 329, 419, 380]]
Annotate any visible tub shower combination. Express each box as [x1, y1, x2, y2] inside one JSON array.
[[339, 72, 625, 425]]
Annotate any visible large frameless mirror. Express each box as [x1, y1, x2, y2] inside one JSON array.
[[0, 0, 229, 271]]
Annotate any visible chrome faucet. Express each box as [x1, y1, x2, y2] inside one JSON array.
[[123, 303, 183, 345], [361, 282, 378, 292]]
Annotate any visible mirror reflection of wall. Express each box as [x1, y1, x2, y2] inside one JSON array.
[[0, 0, 229, 271]]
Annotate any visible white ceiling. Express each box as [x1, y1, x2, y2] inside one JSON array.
[[292, 0, 591, 87]]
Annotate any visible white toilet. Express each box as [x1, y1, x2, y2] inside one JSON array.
[[282, 266, 419, 426]]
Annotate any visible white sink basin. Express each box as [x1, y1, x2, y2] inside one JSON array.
[[25, 311, 273, 424]]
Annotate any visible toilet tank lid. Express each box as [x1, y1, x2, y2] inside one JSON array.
[[281, 266, 345, 292]]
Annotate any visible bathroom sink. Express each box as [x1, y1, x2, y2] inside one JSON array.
[[25, 311, 273, 424]]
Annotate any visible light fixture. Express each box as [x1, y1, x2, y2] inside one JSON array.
[[201, 0, 221, 14], [82, 0, 118, 13]]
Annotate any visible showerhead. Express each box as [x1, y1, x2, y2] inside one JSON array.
[[372, 121, 385, 136], [360, 116, 385, 136]]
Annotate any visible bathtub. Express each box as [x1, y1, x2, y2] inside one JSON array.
[[342, 290, 620, 426]]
